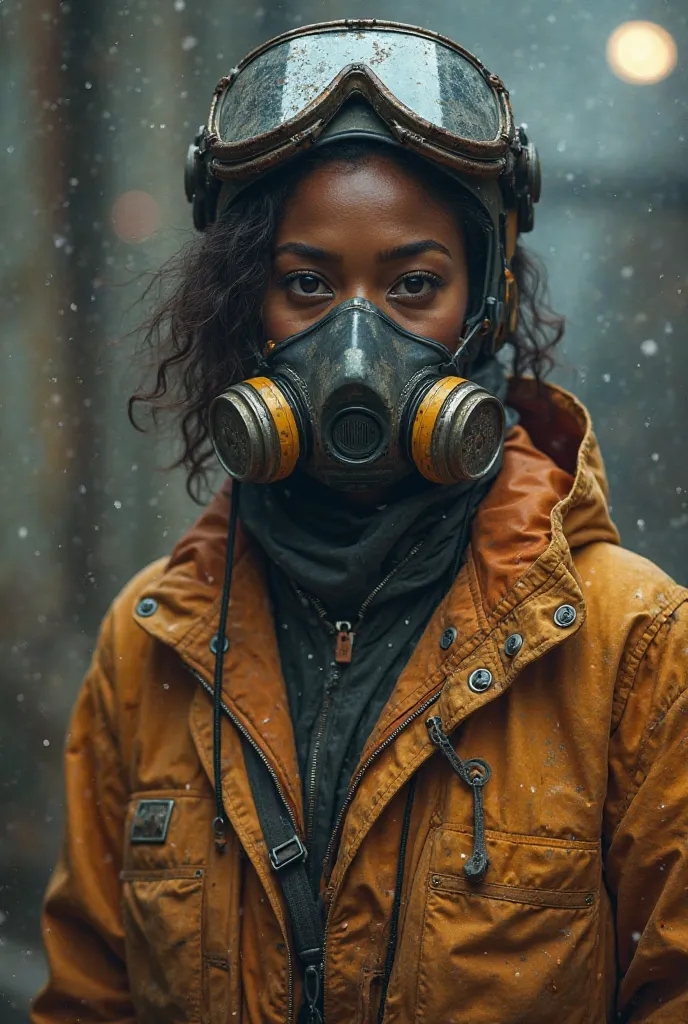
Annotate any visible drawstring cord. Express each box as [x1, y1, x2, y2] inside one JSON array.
[[426, 715, 491, 881], [211, 480, 242, 853]]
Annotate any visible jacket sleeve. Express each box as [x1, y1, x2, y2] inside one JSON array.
[[604, 596, 688, 1022], [31, 610, 136, 1023]]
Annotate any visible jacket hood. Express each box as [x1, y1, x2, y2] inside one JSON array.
[[508, 378, 618, 552], [464, 379, 619, 613]]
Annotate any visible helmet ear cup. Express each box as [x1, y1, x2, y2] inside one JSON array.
[[512, 126, 541, 234], [184, 126, 220, 232]]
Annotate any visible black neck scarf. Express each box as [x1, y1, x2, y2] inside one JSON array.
[[239, 358, 515, 619]]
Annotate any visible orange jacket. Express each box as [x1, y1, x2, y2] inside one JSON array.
[[32, 382, 688, 1024]]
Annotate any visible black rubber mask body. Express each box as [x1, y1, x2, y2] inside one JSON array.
[[209, 297, 505, 490], [268, 297, 452, 490]]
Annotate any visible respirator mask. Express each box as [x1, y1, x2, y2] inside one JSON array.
[[209, 297, 505, 491], [185, 19, 542, 491]]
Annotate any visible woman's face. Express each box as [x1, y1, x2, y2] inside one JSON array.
[[262, 154, 470, 351]]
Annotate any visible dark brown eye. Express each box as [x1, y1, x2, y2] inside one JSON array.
[[404, 275, 426, 294], [298, 274, 321, 293], [389, 272, 443, 299], [285, 272, 331, 297]]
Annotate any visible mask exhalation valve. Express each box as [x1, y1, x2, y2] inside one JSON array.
[[328, 408, 384, 463]]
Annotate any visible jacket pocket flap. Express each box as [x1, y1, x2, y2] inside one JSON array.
[[428, 871, 595, 909], [431, 824, 600, 894]]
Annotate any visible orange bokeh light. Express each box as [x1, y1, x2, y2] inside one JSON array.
[[607, 21, 677, 85], [111, 190, 160, 243]]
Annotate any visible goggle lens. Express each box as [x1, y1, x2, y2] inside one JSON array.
[[216, 29, 501, 146]]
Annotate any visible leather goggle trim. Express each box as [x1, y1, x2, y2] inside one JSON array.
[[205, 19, 514, 168]]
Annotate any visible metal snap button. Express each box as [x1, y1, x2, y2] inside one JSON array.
[[504, 632, 524, 657], [439, 626, 457, 650], [210, 634, 229, 654], [553, 603, 577, 628], [468, 668, 493, 693], [136, 597, 158, 617]]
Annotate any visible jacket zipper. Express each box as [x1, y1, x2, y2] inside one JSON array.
[[187, 665, 299, 1024], [291, 539, 429, 1010], [294, 541, 424, 851], [305, 668, 339, 844], [320, 687, 443, 988], [190, 540, 426, 1019], [298, 540, 427, 843]]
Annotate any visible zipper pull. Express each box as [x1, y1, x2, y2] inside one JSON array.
[[304, 963, 323, 1023], [334, 621, 354, 664], [426, 715, 492, 883]]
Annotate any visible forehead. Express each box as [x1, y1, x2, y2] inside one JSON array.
[[276, 154, 459, 241]]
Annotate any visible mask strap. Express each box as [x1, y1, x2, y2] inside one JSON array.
[[452, 316, 487, 368]]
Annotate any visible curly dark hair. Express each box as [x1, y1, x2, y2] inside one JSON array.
[[129, 142, 565, 503]]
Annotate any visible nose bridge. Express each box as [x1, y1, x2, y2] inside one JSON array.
[[340, 304, 380, 379], [318, 305, 398, 439], [350, 303, 362, 350], [329, 298, 383, 342]]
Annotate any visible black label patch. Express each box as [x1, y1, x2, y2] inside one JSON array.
[[130, 799, 175, 844]]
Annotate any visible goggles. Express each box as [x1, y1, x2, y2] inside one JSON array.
[[205, 20, 514, 180], [186, 21, 539, 216]]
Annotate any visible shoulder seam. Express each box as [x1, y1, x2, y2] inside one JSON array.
[[112, 556, 169, 612], [608, 680, 688, 845], [611, 584, 688, 733]]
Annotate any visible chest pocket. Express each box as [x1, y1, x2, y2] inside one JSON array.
[[120, 793, 213, 1024], [414, 826, 603, 1024]]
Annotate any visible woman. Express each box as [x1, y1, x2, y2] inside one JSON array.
[[33, 20, 688, 1024]]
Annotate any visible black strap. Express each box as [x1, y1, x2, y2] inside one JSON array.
[[242, 739, 325, 1022], [378, 775, 417, 1023]]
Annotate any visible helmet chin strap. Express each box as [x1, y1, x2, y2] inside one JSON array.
[[451, 316, 488, 371]]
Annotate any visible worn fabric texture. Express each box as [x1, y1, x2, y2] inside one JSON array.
[[239, 441, 501, 893], [33, 382, 688, 1024]]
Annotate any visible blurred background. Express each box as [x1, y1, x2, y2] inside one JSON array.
[[0, 0, 686, 1017]]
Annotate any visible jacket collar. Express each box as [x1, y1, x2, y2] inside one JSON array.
[[132, 383, 619, 827]]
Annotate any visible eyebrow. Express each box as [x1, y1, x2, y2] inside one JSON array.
[[377, 239, 453, 262], [274, 242, 342, 263], [274, 238, 453, 264]]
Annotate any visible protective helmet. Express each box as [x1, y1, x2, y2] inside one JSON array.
[[184, 19, 542, 358]]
